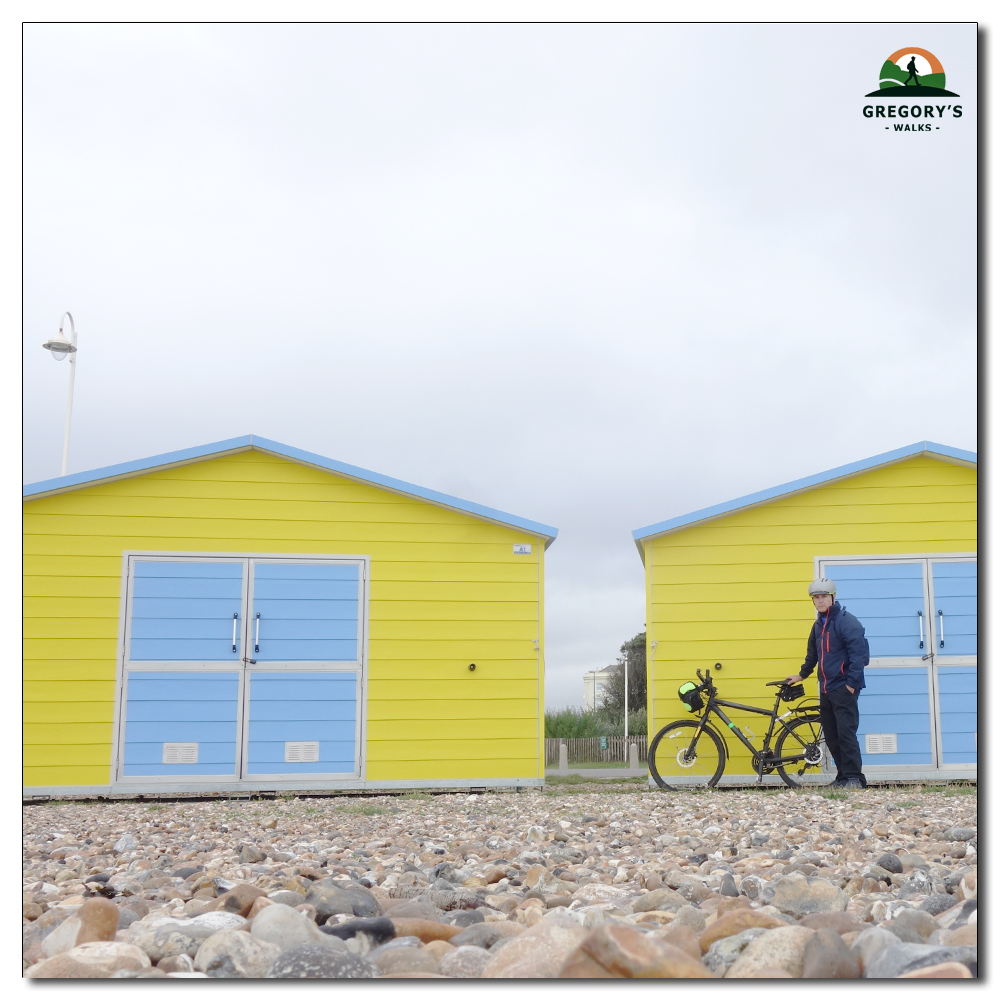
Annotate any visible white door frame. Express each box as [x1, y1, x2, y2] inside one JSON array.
[[816, 552, 976, 774], [111, 551, 370, 789]]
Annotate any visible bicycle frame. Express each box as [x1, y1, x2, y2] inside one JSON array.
[[684, 669, 819, 779]]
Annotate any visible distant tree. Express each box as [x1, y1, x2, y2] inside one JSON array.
[[599, 631, 647, 728]]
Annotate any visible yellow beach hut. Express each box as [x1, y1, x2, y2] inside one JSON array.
[[23, 436, 556, 797], [633, 442, 977, 784]]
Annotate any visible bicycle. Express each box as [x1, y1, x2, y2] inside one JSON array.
[[648, 664, 826, 790]]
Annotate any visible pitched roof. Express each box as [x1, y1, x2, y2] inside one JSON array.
[[631, 440, 976, 557], [23, 435, 559, 545]]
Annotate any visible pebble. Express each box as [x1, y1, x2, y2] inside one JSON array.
[[26, 941, 151, 978], [704, 927, 768, 974], [850, 925, 902, 972], [866, 942, 978, 979], [482, 918, 589, 977], [560, 922, 713, 978], [726, 925, 816, 977], [195, 929, 282, 977], [372, 947, 438, 974], [440, 944, 492, 977], [251, 903, 343, 952], [265, 943, 380, 978], [800, 926, 860, 978], [21, 783, 977, 977]]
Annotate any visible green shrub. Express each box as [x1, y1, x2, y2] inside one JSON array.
[[545, 706, 647, 738]]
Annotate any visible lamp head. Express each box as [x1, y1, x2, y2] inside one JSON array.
[[42, 336, 76, 360], [43, 312, 78, 360]]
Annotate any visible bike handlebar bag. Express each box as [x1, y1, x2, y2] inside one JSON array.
[[678, 681, 704, 712], [780, 684, 805, 702]]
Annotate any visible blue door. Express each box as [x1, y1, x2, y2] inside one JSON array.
[[119, 556, 364, 783], [244, 561, 362, 777], [121, 559, 244, 778], [821, 557, 977, 772], [932, 561, 977, 765], [823, 562, 933, 768]]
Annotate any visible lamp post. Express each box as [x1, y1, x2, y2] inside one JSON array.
[[41, 312, 79, 476], [623, 648, 629, 741]]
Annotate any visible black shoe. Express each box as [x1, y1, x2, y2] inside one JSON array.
[[838, 778, 864, 790]]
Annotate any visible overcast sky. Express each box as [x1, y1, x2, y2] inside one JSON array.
[[23, 22, 977, 708]]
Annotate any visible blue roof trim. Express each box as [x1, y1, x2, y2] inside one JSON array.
[[632, 441, 976, 547], [23, 435, 559, 544]]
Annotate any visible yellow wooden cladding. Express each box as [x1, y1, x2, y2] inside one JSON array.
[[646, 456, 976, 776], [23, 449, 546, 787]]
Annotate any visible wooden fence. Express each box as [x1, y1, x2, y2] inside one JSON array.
[[545, 736, 648, 766]]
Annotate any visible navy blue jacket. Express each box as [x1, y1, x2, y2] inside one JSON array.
[[800, 601, 867, 694]]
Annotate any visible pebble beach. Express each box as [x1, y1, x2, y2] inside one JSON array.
[[23, 780, 977, 979]]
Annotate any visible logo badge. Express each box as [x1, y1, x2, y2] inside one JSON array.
[[866, 47, 959, 97]]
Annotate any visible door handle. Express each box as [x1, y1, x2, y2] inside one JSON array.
[[938, 609, 945, 648], [917, 610, 924, 649], [232, 612, 239, 653], [255, 612, 260, 653]]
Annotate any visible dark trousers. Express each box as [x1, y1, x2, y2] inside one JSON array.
[[819, 685, 867, 786]]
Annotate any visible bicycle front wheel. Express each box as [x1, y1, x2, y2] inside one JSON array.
[[648, 720, 725, 790], [774, 715, 826, 788]]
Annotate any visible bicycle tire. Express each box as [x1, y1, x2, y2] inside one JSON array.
[[774, 715, 826, 788], [648, 720, 726, 790]]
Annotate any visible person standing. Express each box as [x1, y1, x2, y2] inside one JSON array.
[[903, 55, 920, 86], [785, 578, 869, 789]]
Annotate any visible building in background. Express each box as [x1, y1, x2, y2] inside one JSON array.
[[633, 442, 976, 783], [23, 436, 557, 796], [583, 665, 615, 710]]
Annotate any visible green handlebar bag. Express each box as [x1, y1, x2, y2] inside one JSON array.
[[678, 681, 704, 713]]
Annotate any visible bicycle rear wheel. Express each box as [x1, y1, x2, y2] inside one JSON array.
[[648, 720, 725, 790], [774, 715, 826, 788]]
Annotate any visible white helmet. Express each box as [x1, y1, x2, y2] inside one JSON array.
[[808, 577, 837, 596]]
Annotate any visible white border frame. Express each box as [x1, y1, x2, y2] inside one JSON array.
[[111, 551, 371, 790]]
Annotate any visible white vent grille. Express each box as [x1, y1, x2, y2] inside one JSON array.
[[285, 741, 320, 763], [865, 733, 898, 754], [162, 742, 198, 764]]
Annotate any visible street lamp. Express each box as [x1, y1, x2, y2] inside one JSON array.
[[41, 312, 79, 476]]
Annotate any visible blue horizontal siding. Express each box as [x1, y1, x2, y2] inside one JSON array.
[[126, 699, 241, 723], [129, 560, 244, 662], [252, 563, 359, 663], [857, 667, 932, 766], [938, 666, 977, 764], [131, 615, 243, 639], [131, 598, 243, 620], [932, 562, 977, 656], [253, 597, 358, 618], [246, 672, 357, 774], [832, 563, 925, 582], [254, 563, 359, 581], [134, 561, 244, 580], [129, 638, 242, 661], [251, 618, 359, 640], [123, 672, 238, 776], [125, 742, 236, 765], [251, 639, 358, 661], [827, 564, 926, 659]]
